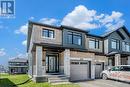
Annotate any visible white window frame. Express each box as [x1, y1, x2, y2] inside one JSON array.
[[122, 41, 130, 52], [89, 39, 100, 49], [41, 29, 55, 39], [111, 39, 119, 50]]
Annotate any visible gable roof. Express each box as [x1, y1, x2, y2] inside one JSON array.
[[102, 26, 130, 38]]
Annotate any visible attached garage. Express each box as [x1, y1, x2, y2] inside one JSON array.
[[70, 60, 90, 81], [95, 62, 104, 79]]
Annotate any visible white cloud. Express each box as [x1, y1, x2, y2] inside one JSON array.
[[100, 11, 123, 25], [105, 20, 124, 32], [61, 5, 124, 31], [15, 23, 28, 35], [76, 22, 100, 29], [22, 40, 27, 46], [0, 48, 6, 56], [39, 18, 60, 25], [29, 16, 34, 20], [61, 5, 100, 29], [10, 53, 27, 60], [15, 17, 34, 35], [100, 11, 124, 31], [94, 14, 104, 20], [15, 17, 60, 36], [15, 6, 124, 36], [17, 53, 27, 58]]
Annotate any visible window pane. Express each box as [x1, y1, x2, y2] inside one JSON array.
[[43, 30, 48, 37], [122, 42, 125, 51], [117, 41, 119, 49], [122, 42, 130, 52], [49, 30, 54, 38], [67, 32, 81, 45], [111, 39, 117, 49], [67, 34, 72, 44], [89, 40, 95, 49], [96, 40, 99, 49], [126, 43, 130, 52], [73, 35, 81, 45]]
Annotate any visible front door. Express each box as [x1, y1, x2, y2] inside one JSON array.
[[46, 55, 59, 73]]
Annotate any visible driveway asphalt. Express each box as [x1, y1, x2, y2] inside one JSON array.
[[76, 79, 130, 87]]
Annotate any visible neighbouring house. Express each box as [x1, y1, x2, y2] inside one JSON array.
[[27, 21, 130, 82], [8, 58, 28, 74], [0, 65, 8, 73]]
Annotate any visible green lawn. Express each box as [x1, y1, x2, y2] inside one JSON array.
[[0, 74, 79, 87]]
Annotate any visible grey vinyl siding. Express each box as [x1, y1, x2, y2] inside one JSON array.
[[105, 28, 130, 54]]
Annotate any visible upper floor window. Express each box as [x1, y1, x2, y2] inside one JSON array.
[[122, 42, 130, 52], [89, 39, 100, 49], [67, 32, 82, 45], [111, 39, 119, 50], [42, 29, 54, 38]]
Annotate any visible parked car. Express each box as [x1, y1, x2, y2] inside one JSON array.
[[101, 65, 130, 82]]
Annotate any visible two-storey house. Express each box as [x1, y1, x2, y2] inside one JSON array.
[[27, 21, 130, 82], [8, 58, 28, 74]]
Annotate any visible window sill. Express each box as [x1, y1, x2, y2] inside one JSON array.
[[41, 37, 55, 39]]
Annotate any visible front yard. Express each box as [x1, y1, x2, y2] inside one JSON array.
[[0, 74, 79, 87]]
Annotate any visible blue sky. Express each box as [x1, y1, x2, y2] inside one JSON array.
[[0, 0, 130, 66]]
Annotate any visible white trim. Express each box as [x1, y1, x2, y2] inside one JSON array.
[[94, 60, 106, 62], [41, 29, 55, 39], [70, 57, 80, 60], [41, 36, 55, 39], [70, 57, 93, 61], [83, 58, 93, 61]]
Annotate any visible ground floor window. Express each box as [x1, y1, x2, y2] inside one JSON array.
[[121, 57, 128, 65]]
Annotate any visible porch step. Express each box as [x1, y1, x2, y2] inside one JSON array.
[[48, 77, 69, 80], [48, 75, 69, 84]]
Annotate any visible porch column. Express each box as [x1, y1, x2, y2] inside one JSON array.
[[115, 54, 121, 66], [36, 46, 43, 76], [128, 56, 130, 65], [64, 49, 70, 77], [28, 51, 32, 76], [91, 59, 95, 79]]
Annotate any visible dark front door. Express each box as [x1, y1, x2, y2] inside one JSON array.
[[108, 57, 115, 66], [46, 55, 59, 73]]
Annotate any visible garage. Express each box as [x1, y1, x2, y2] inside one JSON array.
[[70, 60, 90, 81], [95, 62, 104, 79]]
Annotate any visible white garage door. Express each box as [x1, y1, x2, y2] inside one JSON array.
[[70, 61, 89, 81]]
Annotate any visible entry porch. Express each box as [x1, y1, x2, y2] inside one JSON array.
[[108, 53, 130, 66], [28, 45, 70, 82]]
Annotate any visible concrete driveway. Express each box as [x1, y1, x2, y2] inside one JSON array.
[[76, 79, 130, 87]]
